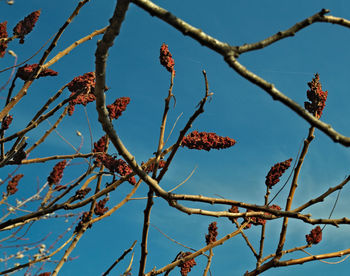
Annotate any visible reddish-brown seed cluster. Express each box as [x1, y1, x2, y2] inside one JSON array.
[[1, 115, 13, 130], [205, 221, 218, 245], [75, 211, 91, 232], [306, 226, 322, 245], [182, 131, 236, 151], [159, 43, 175, 73], [74, 188, 92, 200], [7, 174, 23, 195], [144, 160, 166, 173], [265, 158, 292, 189], [178, 252, 196, 276], [93, 135, 108, 153], [228, 205, 239, 223], [107, 97, 130, 120], [67, 72, 96, 116], [38, 273, 51, 276], [0, 21, 8, 58], [304, 73, 328, 119], [17, 64, 58, 81], [13, 10, 41, 44], [244, 205, 281, 228], [96, 153, 136, 185], [94, 198, 109, 216], [47, 160, 67, 186]]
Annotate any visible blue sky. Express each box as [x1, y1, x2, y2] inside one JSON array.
[[1, 0, 350, 275]]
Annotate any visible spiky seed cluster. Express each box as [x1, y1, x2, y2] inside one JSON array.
[[304, 73, 328, 119], [47, 160, 67, 185], [74, 188, 91, 200], [114, 158, 136, 185], [205, 222, 218, 245], [107, 97, 130, 120], [7, 174, 23, 195], [159, 43, 175, 73], [244, 205, 281, 228], [0, 21, 8, 58], [94, 198, 109, 216], [182, 131, 236, 151], [93, 135, 108, 153], [306, 226, 322, 245], [17, 64, 58, 81], [13, 10, 41, 44], [145, 160, 166, 173], [228, 205, 239, 223], [178, 252, 196, 276], [67, 72, 96, 116], [1, 115, 13, 130], [265, 158, 292, 188]]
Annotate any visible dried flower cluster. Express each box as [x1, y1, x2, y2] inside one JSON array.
[[160, 43, 175, 73], [96, 153, 136, 185], [47, 160, 67, 185], [13, 10, 41, 44], [244, 204, 282, 228], [144, 160, 166, 173], [7, 174, 23, 195], [67, 72, 96, 116], [304, 73, 328, 119], [182, 131, 236, 151], [38, 273, 51, 276], [178, 252, 196, 276], [228, 205, 239, 223], [17, 64, 58, 81], [0, 21, 8, 58], [107, 97, 130, 120], [205, 221, 218, 245], [306, 226, 322, 245], [265, 158, 292, 189], [74, 188, 92, 200], [1, 115, 13, 130], [94, 198, 109, 216], [93, 135, 108, 153]]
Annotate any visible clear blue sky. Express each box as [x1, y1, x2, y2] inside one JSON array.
[[1, 0, 350, 275]]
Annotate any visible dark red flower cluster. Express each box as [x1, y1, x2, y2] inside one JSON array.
[[304, 73, 328, 119], [7, 174, 23, 195], [1, 115, 13, 130], [38, 273, 51, 276], [178, 252, 196, 276], [17, 64, 58, 81], [182, 131, 236, 151], [306, 226, 322, 245], [93, 135, 108, 153], [0, 21, 8, 58], [47, 160, 67, 185], [244, 205, 281, 228], [94, 198, 109, 216], [144, 160, 166, 173], [160, 43, 175, 73], [265, 158, 292, 189], [13, 10, 41, 44], [107, 97, 130, 120], [74, 188, 92, 200], [67, 72, 96, 116], [96, 153, 136, 185], [205, 221, 218, 245], [228, 205, 239, 223]]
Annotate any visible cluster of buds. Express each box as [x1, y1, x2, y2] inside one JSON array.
[[95, 153, 136, 185], [107, 97, 130, 120], [0, 21, 8, 58], [306, 226, 322, 245], [159, 43, 175, 73], [265, 158, 292, 189], [93, 135, 108, 153], [1, 115, 13, 130], [205, 221, 218, 245], [304, 73, 328, 119], [74, 188, 92, 200], [17, 64, 58, 81], [94, 198, 109, 216], [13, 10, 41, 44], [67, 72, 96, 115], [182, 131, 236, 151], [47, 160, 67, 186], [177, 252, 196, 276], [7, 174, 23, 195]]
